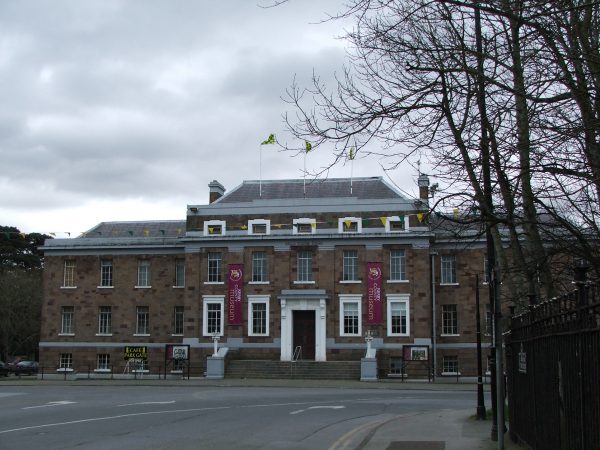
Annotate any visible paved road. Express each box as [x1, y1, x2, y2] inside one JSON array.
[[0, 384, 491, 449]]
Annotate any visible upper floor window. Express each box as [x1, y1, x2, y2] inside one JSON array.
[[386, 216, 408, 232], [296, 250, 313, 282], [440, 255, 457, 284], [60, 306, 74, 335], [174, 259, 185, 287], [339, 295, 362, 336], [203, 296, 224, 336], [252, 251, 268, 283], [207, 252, 223, 283], [342, 250, 359, 281], [442, 304, 458, 335], [63, 261, 76, 287], [387, 294, 410, 336], [248, 296, 269, 336], [339, 217, 362, 234], [98, 306, 112, 335], [204, 220, 226, 236], [137, 260, 151, 287], [100, 260, 113, 287], [136, 306, 150, 335], [248, 219, 270, 235], [173, 306, 184, 335], [293, 218, 316, 235], [389, 249, 407, 281]]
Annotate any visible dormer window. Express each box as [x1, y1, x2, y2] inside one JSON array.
[[293, 218, 316, 235], [339, 217, 362, 234], [204, 220, 226, 236], [386, 216, 408, 232], [248, 219, 270, 235]]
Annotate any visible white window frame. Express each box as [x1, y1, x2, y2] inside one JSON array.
[[99, 260, 113, 288], [339, 295, 362, 337], [135, 306, 150, 336], [293, 218, 316, 235], [58, 353, 73, 372], [173, 305, 184, 336], [440, 255, 458, 285], [206, 251, 223, 284], [203, 295, 224, 337], [97, 306, 112, 336], [295, 250, 314, 283], [248, 219, 270, 235], [95, 353, 111, 372], [341, 249, 360, 282], [60, 306, 74, 335], [248, 295, 270, 336], [389, 249, 408, 282], [250, 251, 269, 284], [387, 294, 410, 337], [441, 304, 459, 336], [442, 355, 460, 375], [203, 219, 226, 236], [62, 260, 76, 288], [338, 217, 362, 234], [136, 260, 151, 288], [385, 215, 409, 233], [174, 259, 185, 288]]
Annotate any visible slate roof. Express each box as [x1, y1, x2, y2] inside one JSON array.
[[216, 177, 405, 204], [82, 220, 186, 238]]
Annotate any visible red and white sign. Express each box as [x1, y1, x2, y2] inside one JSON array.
[[228, 264, 243, 325]]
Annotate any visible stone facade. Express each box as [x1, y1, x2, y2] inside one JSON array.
[[39, 177, 493, 378]]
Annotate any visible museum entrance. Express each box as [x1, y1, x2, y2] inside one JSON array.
[[292, 310, 316, 360]]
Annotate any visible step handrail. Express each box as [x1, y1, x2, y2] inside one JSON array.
[[290, 346, 302, 378]]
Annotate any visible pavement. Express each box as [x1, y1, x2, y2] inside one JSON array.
[[2, 376, 528, 449]]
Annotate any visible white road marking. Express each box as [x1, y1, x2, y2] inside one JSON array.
[[23, 401, 76, 410], [117, 401, 176, 407], [290, 405, 346, 415]]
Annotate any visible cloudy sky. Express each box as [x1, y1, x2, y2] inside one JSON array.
[[0, 1, 418, 235]]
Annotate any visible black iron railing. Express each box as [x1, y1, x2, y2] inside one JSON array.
[[506, 281, 599, 450]]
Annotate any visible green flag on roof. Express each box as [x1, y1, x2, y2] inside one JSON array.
[[261, 134, 276, 145]]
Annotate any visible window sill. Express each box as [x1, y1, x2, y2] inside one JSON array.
[[387, 280, 409, 284], [60, 286, 77, 289], [204, 282, 224, 285], [441, 372, 461, 376], [340, 280, 361, 284], [203, 333, 224, 338], [97, 286, 114, 289], [440, 334, 460, 337], [440, 283, 459, 286], [387, 333, 409, 337], [96, 333, 113, 337], [170, 370, 183, 374], [340, 334, 361, 338], [131, 370, 149, 373], [56, 368, 74, 372], [248, 281, 270, 285], [58, 333, 75, 337], [171, 334, 184, 337], [94, 369, 111, 373], [248, 333, 270, 337], [133, 334, 150, 337], [172, 286, 185, 289], [293, 280, 315, 285], [134, 286, 152, 289]]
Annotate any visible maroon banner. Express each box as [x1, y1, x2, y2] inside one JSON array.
[[228, 264, 244, 325], [366, 262, 382, 325]]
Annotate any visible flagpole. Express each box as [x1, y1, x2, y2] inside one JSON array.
[[259, 143, 262, 198], [303, 151, 306, 198]]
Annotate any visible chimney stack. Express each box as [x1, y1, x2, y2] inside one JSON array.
[[418, 174, 430, 200], [208, 180, 225, 203]]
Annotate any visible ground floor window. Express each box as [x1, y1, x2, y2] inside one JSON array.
[[339, 295, 362, 336], [389, 357, 404, 375], [387, 295, 410, 336], [59, 353, 73, 370], [248, 296, 269, 336], [203, 296, 224, 336], [96, 354, 111, 371], [442, 355, 459, 374]]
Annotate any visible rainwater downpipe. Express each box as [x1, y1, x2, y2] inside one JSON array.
[[430, 251, 438, 381]]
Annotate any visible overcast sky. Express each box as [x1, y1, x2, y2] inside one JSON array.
[[0, 1, 418, 235]]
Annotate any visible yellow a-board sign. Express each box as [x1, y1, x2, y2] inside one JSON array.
[[124, 346, 148, 360]]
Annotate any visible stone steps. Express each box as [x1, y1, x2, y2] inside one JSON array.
[[225, 360, 361, 380]]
